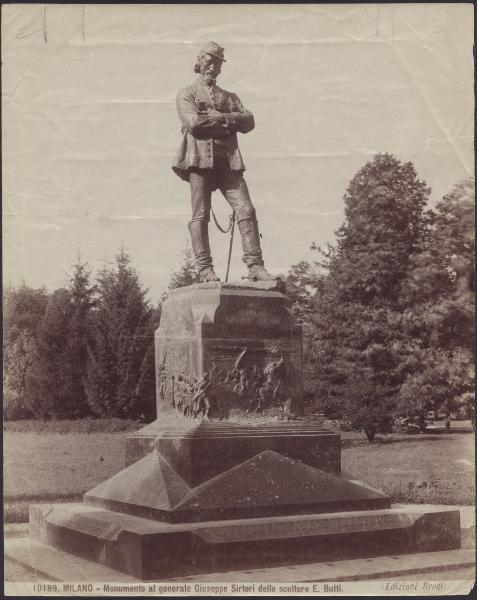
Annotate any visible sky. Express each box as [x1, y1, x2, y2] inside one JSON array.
[[2, 4, 474, 303]]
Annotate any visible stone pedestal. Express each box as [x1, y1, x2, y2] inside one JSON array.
[[155, 280, 302, 421], [26, 281, 463, 579]]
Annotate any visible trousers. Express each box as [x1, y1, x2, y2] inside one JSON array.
[[189, 150, 256, 224], [187, 147, 263, 271]]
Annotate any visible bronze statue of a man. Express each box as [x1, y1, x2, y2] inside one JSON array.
[[172, 41, 276, 282]]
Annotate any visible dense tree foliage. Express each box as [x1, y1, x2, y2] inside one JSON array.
[[3, 285, 50, 418], [3, 284, 49, 342], [286, 258, 322, 325], [25, 288, 77, 418], [3, 285, 49, 398], [24, 260, 96, 418], [84, 250, 155, 420], [296, 155, 473, 441], [4, 329, 35, 398], [4, 252, 158, 421], [396, 179, 475, 421], [319, 155, 429, 439]]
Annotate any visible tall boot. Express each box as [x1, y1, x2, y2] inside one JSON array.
[[188, 221, 220, 282], [237, 218, 277, 281]]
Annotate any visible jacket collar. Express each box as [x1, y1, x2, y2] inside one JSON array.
[[195, 78, 225, 107]]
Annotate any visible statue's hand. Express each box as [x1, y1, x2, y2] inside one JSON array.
[[207, 108, 225, 124]]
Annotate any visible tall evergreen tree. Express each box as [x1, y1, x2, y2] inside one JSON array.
[[63, 258, 97, 415], [24, 259, 96, 418], [85, 249, 155, 419], [25, 288, 75, 418], [309, 154, 431, 440]]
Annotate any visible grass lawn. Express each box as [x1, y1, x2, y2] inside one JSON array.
[[3, 420, 475, 522], [341, 430, 475, 505], [4, 431, 131, 500], [3, 420, 143, 522]]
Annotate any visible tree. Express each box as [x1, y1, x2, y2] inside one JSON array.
[[329, 153, 429, 306], [24, 288, 75, 418], [3, 283, 49, 342], [62, 258, 97, 415], [341, 370, 395, 442], [166, 245, 200, 293], [396, 179, 475, 420], [3, 284, 49, 399], [432, 179, 474, 352], [285, 256, 325, 405], [398, 347, 474, 422], [24, 259, 96, 418], [398, 180, 474, 347], [307, 154, 431, 440], [4, 329, 35, 397], [285, 257, 323, 324], [85, 249, 155, 419]]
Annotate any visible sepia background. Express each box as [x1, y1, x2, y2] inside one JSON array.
[[2, 3, 474, 301], [3, 4, 475, 589]]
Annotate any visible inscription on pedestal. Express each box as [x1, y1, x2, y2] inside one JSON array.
[[65, 515, 123, 541]]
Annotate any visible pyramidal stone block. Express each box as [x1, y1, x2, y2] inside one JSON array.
[[84, 449, 390, 523], [174, 450, 390, 521], [85, 452, 190, 520]]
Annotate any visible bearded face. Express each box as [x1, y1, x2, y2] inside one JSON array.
[[197, 53, 222, 85]]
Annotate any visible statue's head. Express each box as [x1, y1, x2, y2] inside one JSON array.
[[194, 41, 226, 85]]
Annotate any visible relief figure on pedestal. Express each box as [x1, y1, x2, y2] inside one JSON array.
[[163, 344, 292, 420], [191, 372, 212, 419]]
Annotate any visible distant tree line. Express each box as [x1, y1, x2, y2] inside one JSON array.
[[4, 155, 474, 436], [286, 154, 474, 440], [3, 247, 200, 421]]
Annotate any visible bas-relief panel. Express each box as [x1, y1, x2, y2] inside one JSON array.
[[156, 338, 302, 420], [155, 340, 202, 413]]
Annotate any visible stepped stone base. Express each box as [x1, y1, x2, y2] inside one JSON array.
[[29, 503, 461, 580], [25, 420, 462, 579], [20, 283, 465, 582]]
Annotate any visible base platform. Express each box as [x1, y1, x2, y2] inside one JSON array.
[[30, 503, 461, 580], [5, 537, 474, 585]]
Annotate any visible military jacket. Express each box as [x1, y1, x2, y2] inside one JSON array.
[[172, 78, 255, 181]]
